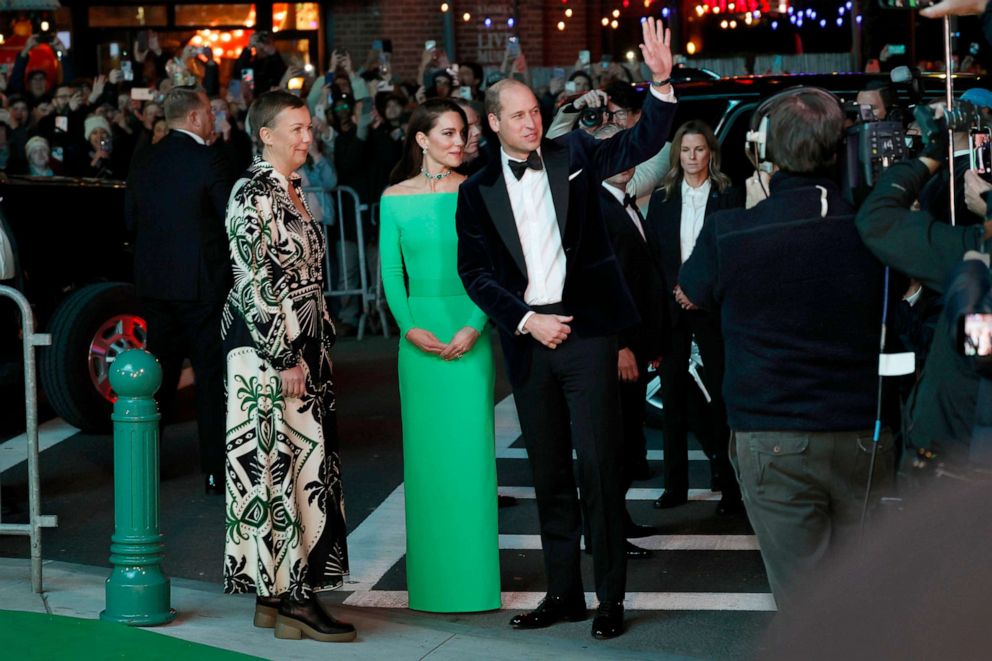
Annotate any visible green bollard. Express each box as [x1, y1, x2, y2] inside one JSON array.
[[100, 349, 176, 626]]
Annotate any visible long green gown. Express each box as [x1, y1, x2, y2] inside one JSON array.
[[379, 192, 501, 613]]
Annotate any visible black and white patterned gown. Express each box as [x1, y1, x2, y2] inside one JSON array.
[[221, 157, 347, 601]]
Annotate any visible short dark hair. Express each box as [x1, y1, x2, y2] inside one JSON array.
[[767, 89, 844, 174], [604, 81, 645, 112], [248, 90, 307, 143], [163, 85, 207, 123], [27, 70, 46, 81], [461, 62, 484, 85]]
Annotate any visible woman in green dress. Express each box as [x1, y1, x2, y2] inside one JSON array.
[[379, 98, 500, 613]]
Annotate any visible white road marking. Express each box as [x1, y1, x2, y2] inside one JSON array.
[[496, 448, 710, 461], [0, 419, 80, 473], [344, 590, 776, 612], [497, 534, 760, 551], [497, 486, 722, 502]]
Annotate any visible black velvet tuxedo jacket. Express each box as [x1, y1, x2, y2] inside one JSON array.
[[598, 186, 667, 361], [456, 92, 677, 386], [645, 183, 742, 328], [125, 130, 235, 302]]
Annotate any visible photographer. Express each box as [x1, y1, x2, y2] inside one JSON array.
[[547, 82, 669, 203], [856, 106, 992, 468], [679, 87, 892, 608], [232, 31, 286, 95], [918, 99, 984, 226]]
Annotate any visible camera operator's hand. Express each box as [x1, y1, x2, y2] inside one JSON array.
[[921, 0, 989, 18], [914, 104, 950, 165], [572, 89, 608, 110], [965, 169, 992, 218]]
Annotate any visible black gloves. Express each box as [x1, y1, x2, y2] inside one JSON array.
[[914, 104, 950, 163]]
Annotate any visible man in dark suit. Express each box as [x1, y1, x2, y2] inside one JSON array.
[[456, 18, 676, 640], [595, 123, 668, 558], [125, 85, 234, 494], [647, 176, 742, 514]]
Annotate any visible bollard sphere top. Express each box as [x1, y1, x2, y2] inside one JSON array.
[[109, 349, 162, 397]]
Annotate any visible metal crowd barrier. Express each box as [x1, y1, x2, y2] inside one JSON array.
[[303, 185, 390, 340], [0, 285, 58, 593]]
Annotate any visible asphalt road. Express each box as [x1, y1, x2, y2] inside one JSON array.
[[0, 332, 774, 659]]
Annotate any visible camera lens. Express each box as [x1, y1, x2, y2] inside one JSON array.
[[579, 106, 604, 129]]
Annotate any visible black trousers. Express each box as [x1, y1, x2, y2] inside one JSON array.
[[618, 348, 651, 492], [514, 333, 627, 604], [660, 314, 740, 500], [141, 297, 226, 477]]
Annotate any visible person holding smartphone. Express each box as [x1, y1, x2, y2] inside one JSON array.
[[233, 30, 287, 95]]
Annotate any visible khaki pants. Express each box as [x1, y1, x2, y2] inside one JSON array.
[[732, 429, 895, 609]]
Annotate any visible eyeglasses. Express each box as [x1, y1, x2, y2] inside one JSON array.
[[604, 108, 631, 124]]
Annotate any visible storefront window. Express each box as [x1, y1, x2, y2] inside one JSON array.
[[174, 4, 256, 28], [89, 6, 168, 28], [273, 4, 320, 32]]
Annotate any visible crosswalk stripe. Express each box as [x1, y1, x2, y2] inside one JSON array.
[[497, 534, 760, 551], [498, 486, 722, 502], [343, 590, 776, 612], [496, 448, 710, 461]]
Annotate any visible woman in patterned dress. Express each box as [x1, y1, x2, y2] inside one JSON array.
[[221, 90, 355, 643]]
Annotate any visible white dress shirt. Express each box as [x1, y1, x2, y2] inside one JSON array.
[[679, 178, 711, 264], [602, 181, 646, 240]]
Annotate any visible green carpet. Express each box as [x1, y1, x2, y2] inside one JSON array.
[[0, 610, 261, 660]]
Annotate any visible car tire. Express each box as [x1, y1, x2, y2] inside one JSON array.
[[40, 282, 146, 432]]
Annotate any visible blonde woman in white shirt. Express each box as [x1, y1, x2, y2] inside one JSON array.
[[644, 120, 744, 515]]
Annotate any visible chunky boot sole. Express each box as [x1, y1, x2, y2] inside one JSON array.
[[274, 614, 357, 642], [253, 603, 278, 629]]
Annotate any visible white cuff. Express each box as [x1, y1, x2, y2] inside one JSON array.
[[516, 311, 535, 335], [648, 85, 676, 103]]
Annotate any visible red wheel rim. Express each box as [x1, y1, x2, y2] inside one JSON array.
[[88, 314, 148, 402]]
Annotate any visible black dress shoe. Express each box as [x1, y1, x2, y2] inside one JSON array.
[[254, 595, 281, 628], [509, 594, 587, 629], [625, 541, 653, 560], [205, 473, 224, 496], [625, 523, 659, 539], [498, 494, 518, 508], [275, 596, 357, 642], [653, 491, 688, 509], [591, 601, 624, 639], [716, 496, 745, 516]]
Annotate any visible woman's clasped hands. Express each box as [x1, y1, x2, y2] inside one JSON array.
[[406, 326, 480, 361]]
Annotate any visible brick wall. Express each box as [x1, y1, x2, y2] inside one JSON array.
[[327, 0, 610, 80]]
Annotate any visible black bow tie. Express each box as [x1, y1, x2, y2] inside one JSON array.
[[623, 193, 638, 209], [508, 151, 544, 180]]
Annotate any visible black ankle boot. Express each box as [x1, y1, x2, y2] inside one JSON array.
[[274, 596, 357, 642], [254, 595, 281, 628]]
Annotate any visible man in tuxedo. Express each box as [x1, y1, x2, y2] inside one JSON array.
[[125, 85, 234, 495], [456, 18, 676, 640], [595, 123, 668, 558]]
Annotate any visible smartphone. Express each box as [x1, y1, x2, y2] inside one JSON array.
[[121, 60, 134, 81], [877, 0, 934, 8], [600, 54, 613, 70], [962, 313, 992, 356], [887, 44, 907, 56], [214, 110, 226, 135], [379, 82, 395, 92], [565, 81, 577, 93], [578, 50, 591, 66], [130, 87, 155, 101], [227, 79, 242, 100], [287, 76, 305, 94], [372, 39, 383, 51], [0, 64, 9, 75], [458, 86, 473, 100], [136, 30, 149, 53], [507, 36, 520, 57], [241, 67, 254, 90], [99, 136, 113, 155], [424, 40, 437, 52], [55, 115, 68, 133], [970, 128, 992, 176]]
